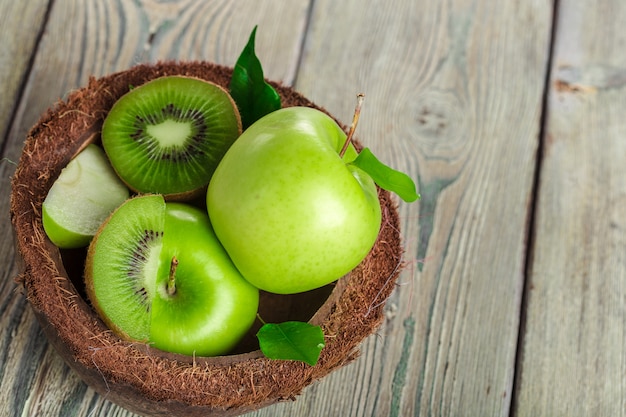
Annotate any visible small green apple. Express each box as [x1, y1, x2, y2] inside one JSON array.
[[42, 144, 130, 248], [85, 194, 259, 356], [207, 106, 382, 294]]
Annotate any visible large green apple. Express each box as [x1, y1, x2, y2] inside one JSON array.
[[207, 106, 382, 294], [85, 194, 259, 356], [42, 144, 130, 248]]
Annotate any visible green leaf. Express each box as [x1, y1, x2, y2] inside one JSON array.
[[351, 148, 420, 202], [257, 321, 325, 366], [229, 26, 281, 129]]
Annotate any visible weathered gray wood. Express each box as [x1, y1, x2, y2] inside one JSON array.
[[250, 1, 552, 416], [514, 1, 626, 415], [0, 1, 50, 142], [0, 2, 52, 416], [0, 1, 310, 416]]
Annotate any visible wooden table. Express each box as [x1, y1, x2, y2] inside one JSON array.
[[1, 1, 625, 416]]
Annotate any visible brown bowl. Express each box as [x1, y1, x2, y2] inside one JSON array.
[[9, 61, 403, 416]]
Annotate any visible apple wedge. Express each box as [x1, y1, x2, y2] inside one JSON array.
[[42, 144, 130, 248]]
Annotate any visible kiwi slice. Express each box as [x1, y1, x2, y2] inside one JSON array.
[[85, 194, 165, 341], [101, 76, 242, 200]]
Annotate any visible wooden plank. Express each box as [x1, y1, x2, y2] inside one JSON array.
[[514, 0, 626, 415], [0, 1, 50, 142], [0, 1, 310, 416], [0, 2, 51, 416], [248, 1, 552, 416]]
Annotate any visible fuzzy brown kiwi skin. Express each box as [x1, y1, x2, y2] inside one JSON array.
[[83, 195, 156, 344], [106, 76, 243, 202], [162, 184, 207, 202]]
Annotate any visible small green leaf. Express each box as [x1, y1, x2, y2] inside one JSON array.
[[229, 26, 281, 129], [351, 148, 420, 202], [257, 321, 325, 366]]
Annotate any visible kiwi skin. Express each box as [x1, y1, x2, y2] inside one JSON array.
[[101, 76, 243, 201]]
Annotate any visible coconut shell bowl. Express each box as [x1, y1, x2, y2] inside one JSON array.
[[9, 61, 403, 417]]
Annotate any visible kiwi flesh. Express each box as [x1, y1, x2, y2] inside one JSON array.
[[101, 76, 242, 200], [85, 194, 165, 342]]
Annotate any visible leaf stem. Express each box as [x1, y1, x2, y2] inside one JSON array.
[[339, 93, 365, 158]]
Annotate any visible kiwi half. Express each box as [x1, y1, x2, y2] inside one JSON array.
[[101, 76, 242, 200], [85, 194, 165, 342]]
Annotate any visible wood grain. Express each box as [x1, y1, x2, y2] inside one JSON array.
[[0, 1, 50, 142], [0, 2, 51, 415], [514, 1, 626, 415], [0, 1, 310, 416], [250, 0, 552, 416]]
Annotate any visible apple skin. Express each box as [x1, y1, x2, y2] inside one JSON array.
[[42, 144, 130, 248], [207, 107, 382, 294], [149, 202, 260, 356]]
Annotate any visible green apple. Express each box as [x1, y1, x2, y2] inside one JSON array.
[[42, 144, 130, 248], [207, 106, 382, 294], [85, 194, 259, 356]]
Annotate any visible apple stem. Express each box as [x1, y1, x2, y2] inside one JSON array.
[[339, 93, 365, 158], [168, 256, 178, 296]]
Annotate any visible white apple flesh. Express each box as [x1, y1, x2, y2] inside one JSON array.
[[42, 144, 130, 248]]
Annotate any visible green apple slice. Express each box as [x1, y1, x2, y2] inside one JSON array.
[[42, 144, 130, 248]]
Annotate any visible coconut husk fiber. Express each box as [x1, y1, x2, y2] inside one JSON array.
[[9, 61, 403, 417]]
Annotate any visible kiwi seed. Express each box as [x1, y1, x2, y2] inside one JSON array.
[[128, 228, 164, 311]]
